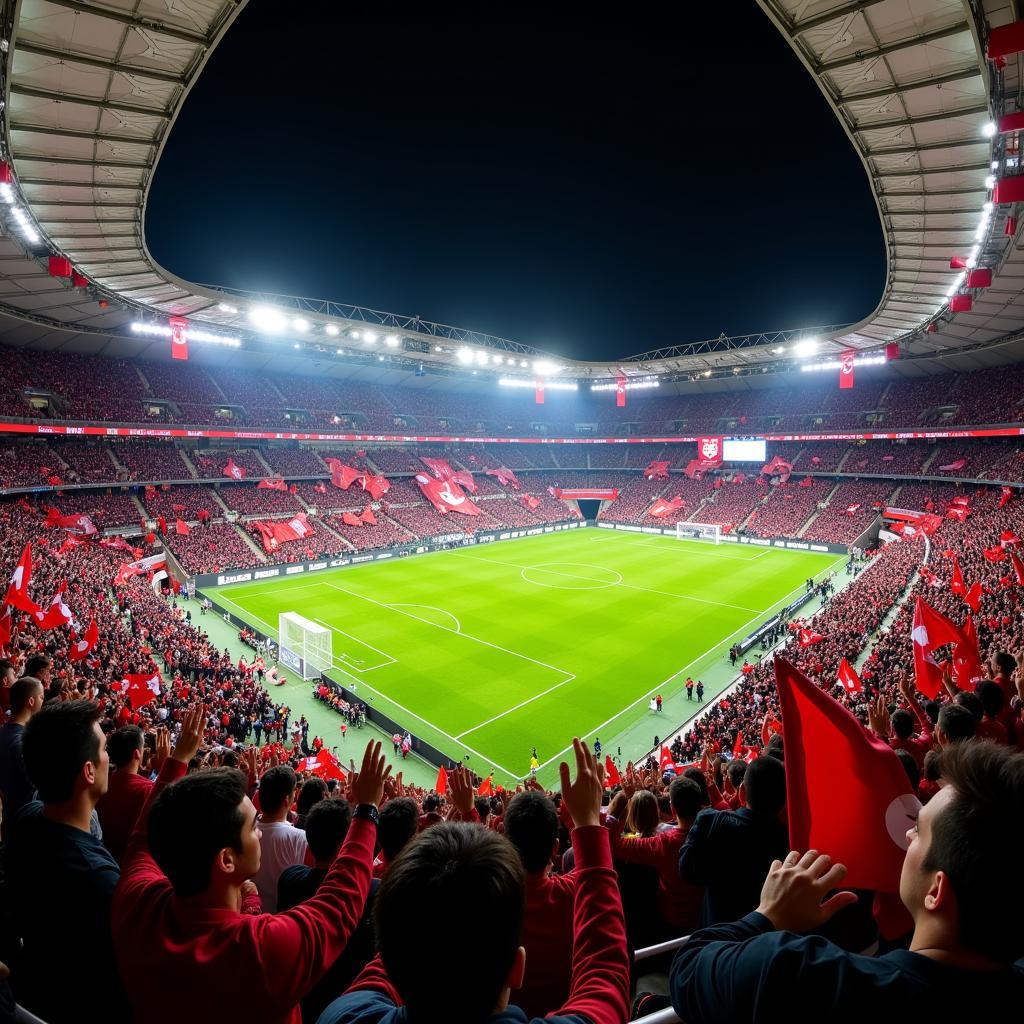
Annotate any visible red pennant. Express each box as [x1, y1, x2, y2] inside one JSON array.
[[604, 755, 621, 788], [3, 544, 40, 615], [837, 657, 863, 694], [911, 597, 965, 698], [435, 765, 448, 795]]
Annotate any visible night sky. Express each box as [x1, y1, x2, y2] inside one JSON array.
[[145, 3, 885, 362]]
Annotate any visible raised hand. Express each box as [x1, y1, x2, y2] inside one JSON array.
[[755, 850, 858, 932], [350, 741, 392, 807], [154, 726, 170, 767], [171, 705, 206, 765], [447, 765, 475, 817], [559, 738, 602, 829], [867, 695, 890, 738]]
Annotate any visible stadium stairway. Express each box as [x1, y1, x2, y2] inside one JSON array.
[[834, 448, 855, 472], [796, 481, 841, 537], [178, 449, 201, 478], [106, 444, 128, 475], [317, 517, 357, 551], [920, 447, 942, 474], [254, 449, 277, 477], [233, 521, 271, 562]]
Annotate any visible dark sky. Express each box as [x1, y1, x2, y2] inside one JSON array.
[[145, 3, 885, 362]]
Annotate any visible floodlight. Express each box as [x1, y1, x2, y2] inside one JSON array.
[[248, 306, 287, 332]]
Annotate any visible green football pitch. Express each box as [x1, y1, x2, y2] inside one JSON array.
[[204, 530, 843, 786]]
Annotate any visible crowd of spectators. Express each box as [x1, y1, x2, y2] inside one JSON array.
[[802, 481, 897, 545], [111, 443, 194, 482], [164, 522, 265, 575], [217, 485, 305, 517]]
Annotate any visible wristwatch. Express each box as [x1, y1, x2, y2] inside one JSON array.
[[353, 803, 380, 826]]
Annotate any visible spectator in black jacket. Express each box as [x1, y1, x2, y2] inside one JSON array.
[[678, 755, 788, 926], [670, 741, 1024, 1023]]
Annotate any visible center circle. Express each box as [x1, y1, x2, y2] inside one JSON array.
[[520, 562, 623, 590]]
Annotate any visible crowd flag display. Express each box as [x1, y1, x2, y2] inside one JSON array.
[[911, 597, 968, 698], [414, 474, 481, 516], [3, 544, 40, 614], [223, 459, 246, 480]]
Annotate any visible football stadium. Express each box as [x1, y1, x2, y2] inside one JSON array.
[[0, 2, 1023, 1022]]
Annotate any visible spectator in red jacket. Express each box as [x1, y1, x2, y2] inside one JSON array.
[[96, 725, 154, 863], [503, 788, 577, 1018], [111, 717, 391, 1024], [318, 739, 630, 1024], [606, 776, 704, 934]]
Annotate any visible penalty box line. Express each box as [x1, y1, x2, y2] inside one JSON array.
[[312, 618, 396, 673]]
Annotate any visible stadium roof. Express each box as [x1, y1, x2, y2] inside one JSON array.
[[0, 0, 1023, 386]]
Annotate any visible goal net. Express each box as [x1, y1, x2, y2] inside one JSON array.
[[278, 612, 332, 680], [675, 521, 722, 545]]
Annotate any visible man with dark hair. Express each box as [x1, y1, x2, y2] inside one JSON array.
[[418, 792, 442, 831], [253, 763, 308, 912], [113, 722, 390, 1024], [97, 725, 153, 863], [22, 654, 54, 701], [373, 797, 418, 877], [319, 739, 630, 1024], [670, 741, 1024, 1020], [606, 777, 703, 934], [503, 788, 577, 1017], [936, 703, 976, 746], [0, 676, 44, 817], [975, 680, 1008, 744], [679, 755, 789, 926], [6, 700, 128, 1023], [279, 797, 376, 1023], [0, 658, 17, 714]]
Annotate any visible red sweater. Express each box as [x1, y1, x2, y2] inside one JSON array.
[[326, 825, 630, 1024], [96, 769, 153, 864], [606, 818, 701, 930], [518, 870, 577, 1017], [111, 759, 376, 1024]]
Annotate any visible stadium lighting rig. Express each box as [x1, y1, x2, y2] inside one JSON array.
[[499, 377, 578, 391], [130, 322, 241, 347], [799, 354, 886, 373], [590, 378, 660, 391]]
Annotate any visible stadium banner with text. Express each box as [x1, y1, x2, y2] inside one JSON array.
[[553, 488, 619, 499], [594, 521, 849, 555], [192, 519, 584, 590], [0, 422, 1022, 443]]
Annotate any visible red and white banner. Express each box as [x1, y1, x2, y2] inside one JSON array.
[[360, 505, 377, 525], [839, 349, 855, 389], [451, 469, 476, 493], [761, 455, 793, 481], [258, 478, 288, 491], [253, 513, 314, 553], [342, 511, 362, 527], [415, 474, 481, 516], [845, 504, 861, 516], [836, 657, 862, 694], [648, 496, 685, 518], [798, 627, 825, 646], [123, 671, 162, 709], [170, 316, 189, 361], [520, 494, 541, 510], [44, 508, 98, 536], [485, 466, 520, 489], [223, 458, 245, 480], [4, 544, 40, 614], [644, 460, 671, 480], [697, 436, 723, 465], [69, 619, 99, 662], [34, 584, 75, 631], [616, 374, 626, 408], [553, 488, 619, 500], [361, 473, 390, 500], [938, 458, 968, 471], [421, 457, 455, 480]]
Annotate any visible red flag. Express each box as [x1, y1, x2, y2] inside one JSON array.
[[451, 470, 477, 494], [798, 627, 825, 646], [478, 774, 493, 796], [342, 511, 363, 527], [362, 473, 390, 501], [223, 458, 246, 480], [659, 747, 675, 774], [911, 597, 965, 698], [963, 581, 983, 613], [839, 348, 855, 389], [258, 478, 288, 491], [837, 657, 862, 694], [648, 496, 685, 518], [414, 474, 481, 517], [732, 731, 744, 756], [519, 494, 541, 511], [945, 506, 968, 522], [604, 756, 621, 788], [45, 509, 98, 536], [1000, 486, 1014, 508], [616, 373, 626, 407], [314, 749, 346, 782], [420, 458, 455, 481], [175, 519, 191, 536], [69, 619, 99, 662], [123, 671, 162, 708], [953, 615, 983, 690], [983, 545, 1007, 563], [535, 379, 544, 405], [1011, 551, 1024, 585], [1000, 529, 1021, 546], [950, 557, 965, 595], [33, 583, 74, 631], [360, 505, 377, 525], [326, 460, 364, 490], [485, 467, 520, 489], [435, 765, 448, 796], [3, 544, 40, 614], [113, 562, 145, 587], [57, 535, 87, 556], [775, 658, 919, 893]]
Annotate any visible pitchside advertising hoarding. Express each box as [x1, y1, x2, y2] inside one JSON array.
[[594, 521, 850, 555], [194, 520, 584, 589], [2, 422, 1022, 443]]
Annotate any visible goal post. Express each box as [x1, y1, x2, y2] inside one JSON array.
[[278, 612, 332, 680], [675, 521, 722, 545]]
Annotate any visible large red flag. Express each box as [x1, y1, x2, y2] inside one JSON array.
[[953, 615, 983, 690], [839, 349, 855, 389], [360, 505, 377, 525], [911, 597, 965, 698], [478, 773, 493, 796], [223, 459, 246, 480], [33, 583, 74, 631], [950, 557, 965, 595], [659, 747, 676, 774], [342, 512, 363, 527], [963, 581, 983, 613], [69, 619, 99, 662], [123, 671, 162, 708], [774, 657, 920, 893], [175, 519, 191, 536], [604, 756, 621, 788], [362, 473, 390, 501], [1011, 551, 1024, 586], [415, 474, 480, 517], [836, 657, 863, 694], [435, 765, 448, 796], [798, 627, 825, 646], [3, 544, 40, 615], [451, 470, 477, 494], [257, 478, 288, 491]]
